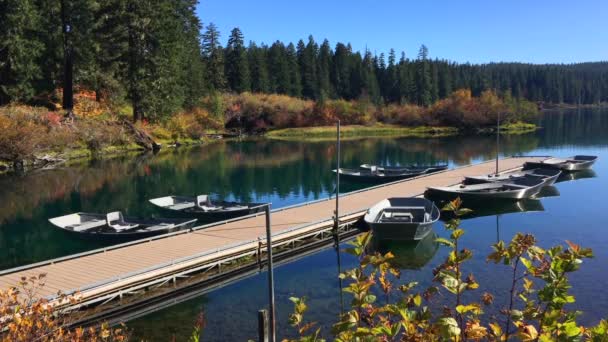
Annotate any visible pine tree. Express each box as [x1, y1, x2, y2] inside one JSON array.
[[331, 43, 352, 99], [225, 27, 250, 93], [286, 43, 302, 97], [299, 36, 319, 99], [361, 49, 380, 103], [0, 0, 43, 104], [248, 42, 269, 93], [317, 39, 332, 100], [202, 23, 226, 91], [57, 0, 98, 113], [438, 62, 452, 99], [91, 0, 128, 103], [267, 41, 290, 94], [415, 44, 432, 106], [177, 0, 205, 109]]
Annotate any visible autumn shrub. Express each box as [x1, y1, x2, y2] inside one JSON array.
[[0, 110, 46, 167], [285, 199, 608, 341], [314, 99, 371, 126], [222, 92, 314, 130], [0, 275, 129, 342], [166, 112, 204, 140], [77, 120, 131, 153], [379, 103, 427, 126]]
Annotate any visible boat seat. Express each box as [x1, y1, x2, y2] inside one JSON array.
[[107, 211, 140, 232], [68, 219, 105, 232], [196, 195, 214, 207], [169, 202, 196, 210], [144, 223, 175, 231], [199, 205, 222, 212]]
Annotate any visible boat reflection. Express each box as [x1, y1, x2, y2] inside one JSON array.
[[536, 185, 560, 198], [367, 231, 439, 270], [436, 198, 545, 221], [556, 169, 597, 183]]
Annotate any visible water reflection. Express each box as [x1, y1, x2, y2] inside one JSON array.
[[556, 169, 597, 183], [0, 109, 607, 269], [368, 232, 439, 270]]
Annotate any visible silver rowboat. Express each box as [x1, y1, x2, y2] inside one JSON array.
[[523, 155, 597, 172], [425, 177, 546, 202], [364, 197, 440, 241], [464, 168, 561, 187]]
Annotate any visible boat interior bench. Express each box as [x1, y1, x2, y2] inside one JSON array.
[[378, 206, 428, 223], [168, 202, 196, 210], [67, 219, 106, 232]]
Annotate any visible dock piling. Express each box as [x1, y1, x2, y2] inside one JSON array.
[[258, 309, 269, 342]]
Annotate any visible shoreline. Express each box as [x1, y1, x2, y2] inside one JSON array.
[[264, 122, 538, 141], [0, 122, 538, 173]]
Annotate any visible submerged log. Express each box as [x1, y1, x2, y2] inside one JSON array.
[[121, 120, 161, 151]]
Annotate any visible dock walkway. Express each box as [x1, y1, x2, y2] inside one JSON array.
[[0, 157, 544, 307]]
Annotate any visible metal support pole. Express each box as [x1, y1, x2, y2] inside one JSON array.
[[496, 112, 500, 175], [258, 309, 269, 342], [334, 120, 341, 234], [265, 204, 276, 342]]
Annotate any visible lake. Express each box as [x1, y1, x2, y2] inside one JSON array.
[[1, 108, 607, 340]]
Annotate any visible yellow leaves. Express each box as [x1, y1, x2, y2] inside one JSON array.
[[465, 320, 488, 340], [488, 322, 503, 338], [515, 323, 538, 341]]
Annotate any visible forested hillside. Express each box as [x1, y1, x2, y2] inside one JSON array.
[[1, 0, 607, 122]]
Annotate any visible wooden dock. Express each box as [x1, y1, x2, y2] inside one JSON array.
[[0, 156, 545, 310]]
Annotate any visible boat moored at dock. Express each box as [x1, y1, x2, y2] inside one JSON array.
[[363, 197, 440, 241], [523, 155, 597, 172], [359, 163, 448, 174], [425, 176, 546, 202], [334, 164, 447, 182], [49, 212, 197, 239], [149, 195, 266, 219], [464, 168, 561, 187]]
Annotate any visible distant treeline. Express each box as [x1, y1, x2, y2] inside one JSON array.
[[1, 0, 607, 122]]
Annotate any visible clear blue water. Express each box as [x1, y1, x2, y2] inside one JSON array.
[[0, 108, 607, 340]]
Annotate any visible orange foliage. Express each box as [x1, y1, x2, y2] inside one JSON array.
[[0, 275, 129, 341], [429, 89, 508, 129]]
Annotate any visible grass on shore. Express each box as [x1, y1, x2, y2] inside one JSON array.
[[500, 122, 538, 133], [265, 124, 459, 140]]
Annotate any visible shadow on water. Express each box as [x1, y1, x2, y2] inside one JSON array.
[[368, 232, 439, 270]]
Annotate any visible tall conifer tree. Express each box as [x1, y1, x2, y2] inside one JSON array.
[[225, 27, 250, 93]]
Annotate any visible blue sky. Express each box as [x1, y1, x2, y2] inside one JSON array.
[[196, 0, 607, 64]]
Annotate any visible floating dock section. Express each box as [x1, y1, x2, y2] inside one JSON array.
[[0, 157, 545, 311]]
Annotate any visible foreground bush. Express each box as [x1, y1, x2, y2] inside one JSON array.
[[0, 275, 128, 341], [285, 199, 608, 341]]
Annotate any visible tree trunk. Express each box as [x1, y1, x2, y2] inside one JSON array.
[[60, 0, 73, 112], [127, 0, 143, 122], [121, 120, 160, 151]]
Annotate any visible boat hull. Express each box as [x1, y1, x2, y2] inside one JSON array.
[[336, 170, 421, 182], [425, 178, 545, 203], [368, 221, 434, 241], [363, 197, 440, 241], [50, 213, 197, 240], [360, 164, 448, 174], [149, 196, 266, 222], [157, 205, 265, 222], [464, 169, 561, 187], [524, 155, 597, 172]]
